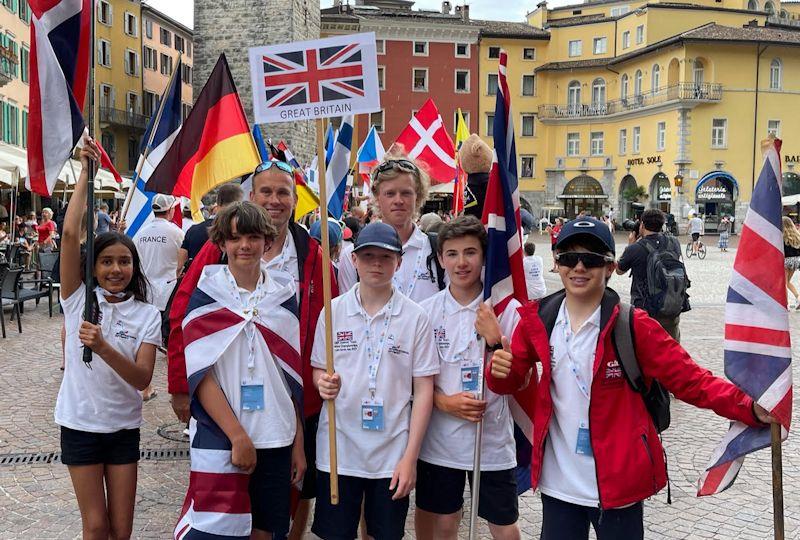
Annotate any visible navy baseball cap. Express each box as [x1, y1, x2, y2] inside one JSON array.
[[353, 222, 402, 253], [309, 218, 343, 247], [555, 217, 616, 255]]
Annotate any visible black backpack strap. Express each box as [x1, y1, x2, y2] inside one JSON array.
[[426, 232, 446, 291], [613, 302, 645, 394]]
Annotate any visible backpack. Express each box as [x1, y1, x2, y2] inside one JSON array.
[[642, 236, 689, 319], [425, 232, 446, 291], [612, 302, 671, 433]]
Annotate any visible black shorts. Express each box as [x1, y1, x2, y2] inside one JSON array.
[[312, 470, 409, 540], [299, 413, 319, 499], [415, 460, 519, 526], [691, 232, 700, 241], [60, 426, 140, 466], [249, 445, 292, 535]]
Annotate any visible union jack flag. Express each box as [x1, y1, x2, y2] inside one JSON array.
[[482, 50, 534, 493], [261, 43, 365, 108], [697, 137, 792, 496], [174, 267, 302, 539]]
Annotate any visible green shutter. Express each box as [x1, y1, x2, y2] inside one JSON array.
[[21, 110, 26, 148]]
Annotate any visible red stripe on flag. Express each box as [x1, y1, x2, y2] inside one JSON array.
[[697, 465, 728, 496], [27, 29, 48, 195], [189, 470, 251, 514], [734, 225, 786, 305], [771, 389, 793, 430], [183, 308, 243, 349], [262, 54, 294, 71], [725, 324, 791, 347], [73, 0, 91, 109], [256, 323, 302, 374], [322, 43, 358, 66]]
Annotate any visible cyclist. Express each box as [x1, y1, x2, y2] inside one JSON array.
[[687, 213, 704, 256]]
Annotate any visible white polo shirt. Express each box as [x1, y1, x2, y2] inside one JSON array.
[[337, 225, 441, 302], [135, 217, 184, 311], [523, 255, 546, 301], [311, 285, 439, 479], [538, 300, 602, 507], [55, 285, 161, 433], [419, 289, 521, 471], [265, 232, 300, 301]]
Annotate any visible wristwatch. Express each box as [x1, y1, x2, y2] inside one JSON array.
[[487, 342, 504, 352]]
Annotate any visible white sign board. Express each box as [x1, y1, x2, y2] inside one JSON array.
[[249, 32, 380, 124]]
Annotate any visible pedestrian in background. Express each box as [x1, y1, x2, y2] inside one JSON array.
[[95, 203, 112, 234], [546, 218, 562, 272], [718, 215, 731, 252], [523, 241, 546, 301], [782, 216, 800, 309]]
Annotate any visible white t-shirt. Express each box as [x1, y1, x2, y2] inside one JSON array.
[[337, 225, 441, 302], [689, 217, 704, 234], [419, 289, 520, 471], [211, 270, 297, 449], [539, 300, 602, 507], [55, 285, 161, 433], [311, 285, 439, 479], [135, 217, 184, 311], [523, 255, 546, 301]]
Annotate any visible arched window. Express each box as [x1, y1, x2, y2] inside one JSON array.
[[765, 1, 775, 15], [693, 59, 705, 84], [634, 69, 643, 96], [568, 80, 581, 111], [781, 9, 789, 18], [747, 0, 759, 10], [591, 78, 606, 107], [651, 64, 661, 92], [621, 74, 629, 99], [770, 58, 782, 90]]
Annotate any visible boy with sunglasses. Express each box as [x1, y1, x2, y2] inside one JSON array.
[[485, 217, 775, 540]]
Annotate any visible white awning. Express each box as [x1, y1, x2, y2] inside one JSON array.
[[56, 159, 121, 191], [0, 167, 13, 187], [0, 142, 28, 179], [782, 194, 800, 206], [429, 182, 454, 194]]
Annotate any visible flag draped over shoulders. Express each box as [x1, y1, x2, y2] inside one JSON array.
[[174, 266, 302, 539]]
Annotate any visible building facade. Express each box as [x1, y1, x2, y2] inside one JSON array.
[[0, 0, 30, 152], [141, 4, 193, 123]]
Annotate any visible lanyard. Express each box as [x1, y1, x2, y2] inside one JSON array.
[[392, 245, 424, 298], [563, 327, 591, 400], [222, 267, 268, 371], [267, 234, 292, 274], [442, 299, 479, 362], [358, 290, 395, 397]]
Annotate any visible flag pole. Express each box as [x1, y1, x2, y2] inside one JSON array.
[[82, 0, 97, 364], [118, 54, 181, 226], [771, 423, 784, 540], [316, 117, 339, 505], [468, 337, 487, 540]]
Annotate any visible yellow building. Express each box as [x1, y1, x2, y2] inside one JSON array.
[[0, 0, 31, 153], [94, 0, 145, 175], [479, 0, 800, 229], [141, 5, 193, 122]]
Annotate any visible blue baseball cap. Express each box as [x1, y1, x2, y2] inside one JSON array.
[[353, 222, 402, 253], [555, 217, 616, 255], [309, 218, 343, 247]]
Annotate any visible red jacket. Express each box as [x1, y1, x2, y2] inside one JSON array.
[[486, 288, 762, 509], [168, 222, 338, 418]]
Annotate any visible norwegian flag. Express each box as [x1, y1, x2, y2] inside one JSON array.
[[174, 269, 302, 539], [481, 50, 534, 493], [392, 99, 456, 183], [27, 0, 91, 196], [261, 43, 365, 108], [698, 138, 792, 496]]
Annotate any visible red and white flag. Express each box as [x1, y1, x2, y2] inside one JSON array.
[[392, 99, 456, 183]]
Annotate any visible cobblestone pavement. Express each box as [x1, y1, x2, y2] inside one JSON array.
[[0, 234, 798, 539]]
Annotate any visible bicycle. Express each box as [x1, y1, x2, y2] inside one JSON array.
[[685, 239, 707, 260]]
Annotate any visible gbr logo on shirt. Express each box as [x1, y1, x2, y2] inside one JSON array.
[[334, 330, 358, 352]]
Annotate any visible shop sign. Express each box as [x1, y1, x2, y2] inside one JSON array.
[[697, 184, 730, 200], [786, 155, 800, 163], [658, 185, 671, 201], [627, 155, 662, 167]]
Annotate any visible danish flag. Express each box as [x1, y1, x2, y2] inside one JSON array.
[[392, 99, 456, 183], [261, 43, 365, 108]]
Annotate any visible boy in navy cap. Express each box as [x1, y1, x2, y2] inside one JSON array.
[[311, 222, 438, 540], [486, 217, 775, 540]]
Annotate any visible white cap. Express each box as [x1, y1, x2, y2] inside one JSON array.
[[151, 194, 176, 213]]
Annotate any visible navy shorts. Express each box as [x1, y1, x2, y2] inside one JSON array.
[[60, 426, 140, 466], [540, 494, 643, 540], [415, 460, 519, 526], [299, 413, 319, 500], [312, 470, 409, 540], [249, 446, 292, 535], [691, 232, 700, 242]]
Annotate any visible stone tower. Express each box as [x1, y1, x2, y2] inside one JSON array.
[[193, 0, 321, 163]]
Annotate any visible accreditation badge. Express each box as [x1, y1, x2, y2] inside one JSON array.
[[241, 377, 265, 411], [361, 397, 385, 431], [460, 359, 481, 393]]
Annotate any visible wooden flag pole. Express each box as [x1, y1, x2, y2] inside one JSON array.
[[316, 117, 339, 505], [468, 337, 487, 540], [771, 423, 784, 540]]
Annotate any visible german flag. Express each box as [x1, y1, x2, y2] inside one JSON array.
[[145, 54, 260, 220]]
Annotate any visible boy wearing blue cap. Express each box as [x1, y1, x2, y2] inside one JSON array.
[[310, 222, 438, 540], [485, 217, 775, 540]]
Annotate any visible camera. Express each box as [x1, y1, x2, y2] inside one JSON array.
[[621, 219, 640, 232]]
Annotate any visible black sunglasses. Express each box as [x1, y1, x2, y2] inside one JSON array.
[[555, 251, 615, 268]]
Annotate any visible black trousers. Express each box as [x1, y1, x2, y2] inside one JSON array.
[[540, 494, 644, 540]]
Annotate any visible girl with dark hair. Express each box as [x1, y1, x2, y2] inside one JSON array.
[[55, 138, 162, 539]]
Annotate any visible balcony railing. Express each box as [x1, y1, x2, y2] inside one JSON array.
[[99, 107, 148, 131], [0, 44, 18, 88], [538, 82, 722, 120]]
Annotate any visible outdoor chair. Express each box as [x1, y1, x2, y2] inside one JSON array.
[[3, 259, 53, 318], [0, 265, 23, 336]]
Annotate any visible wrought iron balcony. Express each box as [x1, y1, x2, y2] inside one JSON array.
[[538, 82, 723, 120], [99, 107, 148, 131], [0, 44, 18, 88]]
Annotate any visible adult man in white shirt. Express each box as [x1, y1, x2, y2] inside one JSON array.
[[523, 242, 546, 300], [135, 194, 184, 313], [687, 213, 704, 255]]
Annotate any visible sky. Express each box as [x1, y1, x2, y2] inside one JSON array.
[[143, 0, 579, 29]]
